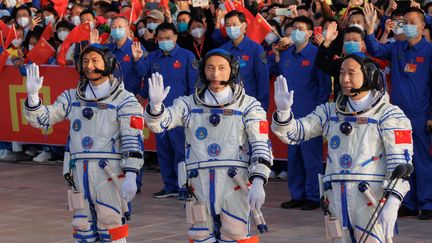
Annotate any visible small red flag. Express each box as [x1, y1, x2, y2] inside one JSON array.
[[4, 24, 16, 48], [246, 14, 273, 44], [57, 22, 91, 65], [225, 0, 254, 25], [158, 0, 169, 9], [26, 38, 56, 65], [394, 130, 412, 144], [117, 6, 138, 24], [52, 0, 68, 17], [41, 21, 53, 41], [132, 0, 144, 19], [130, 116, 144, 130], [259, 120, 269, 134], [0, 48, 9, 72]]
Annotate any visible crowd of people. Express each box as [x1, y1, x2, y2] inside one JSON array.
[[1, 0, 432, 241]]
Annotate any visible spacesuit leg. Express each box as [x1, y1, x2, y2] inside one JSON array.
[[300, 136, 323, 203], [156, 132, 177, 192], [287, 144, 306, 201], [169, 127, 186, 189]]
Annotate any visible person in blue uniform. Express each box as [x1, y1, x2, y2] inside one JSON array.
[[363, 4, 432, 220], [132, 22, 199, 199], [276, 16, 331, 210], [219, 10, 270, 111]]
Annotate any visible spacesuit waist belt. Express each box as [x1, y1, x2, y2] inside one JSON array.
[[186, 160, 249, 171], [71, 152, 123, 160], [322, 174, 385, 183]]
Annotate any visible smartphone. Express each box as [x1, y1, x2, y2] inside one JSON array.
[[275, 8, 292, 17], [314, 26, 323, 36]]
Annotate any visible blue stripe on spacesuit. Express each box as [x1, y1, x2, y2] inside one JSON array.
[[96, 200, 120, 214], [191, 108, 243, 116], [117, 100, 137, 110], [243, 118, 261, 125], [327, 154, 333, 163], [221, 208, 247, 224], [118, 113, 144, 118], [209, 168, 216, 218], [73, 214, 88, 218], [360, 154, 382, 167], [193, 235, 216, 242], [330, 116, 378, 124], [355, 225, 383, 243], [71, 102, 116, 109], [82, 159, 98, 235], [340, 182, 356, 242]]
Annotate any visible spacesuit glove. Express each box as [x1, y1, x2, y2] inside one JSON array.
[[26, 63, 44, 107], [378, 195, 400, 238], [148, 72, 170, 114], [247, 177, 265, 211], [121, 172, 137, 202], [274, 75, 294, 122]]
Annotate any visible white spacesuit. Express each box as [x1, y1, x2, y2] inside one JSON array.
[[144, 49, 273, 243], [23, 45, 144, 243], [271, 54, 413, 243]]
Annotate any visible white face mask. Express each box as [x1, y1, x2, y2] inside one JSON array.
[[265, 32, 279, 45], [273, 16, 282, 24], [191, 27, 205, 38], [12, 38, 22, 47], [17, 17, 30, 27], [138, 28, 146, 37], [71, 15, 81, 26], [58, 30, 69, 41]]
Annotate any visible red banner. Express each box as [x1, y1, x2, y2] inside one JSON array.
[[0, 65, 291, 159]]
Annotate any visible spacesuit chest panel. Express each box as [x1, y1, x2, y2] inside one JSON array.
[[185, 104, 249, 165], [325, 104, 388, 175], [68, 95, 122, 154]]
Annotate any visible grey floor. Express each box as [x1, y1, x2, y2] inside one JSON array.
[[0, 162, 430, 243]]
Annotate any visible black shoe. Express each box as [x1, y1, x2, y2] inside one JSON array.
[[281, 199, 304, 209], [398, 205, 419, 217], [301, 200, 320, 210], [419, 209, 432, 220], [152, 189, 178, 199], [177, 189, 189, 200]]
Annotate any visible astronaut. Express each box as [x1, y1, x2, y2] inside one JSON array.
[[271, 53, 413, 243], [23, 45, 144, 243], [144, 49, 273, 243]]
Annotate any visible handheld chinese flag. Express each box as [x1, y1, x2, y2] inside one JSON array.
[[4, 23, 16, 48], [225, 0, 254, 25], [52, 0, 68, 17], [26, 38, 56, 65], [57, 22, 91, 65], [0, 47, 9, 72], [118, 5, 138, 24], [246, 14, 273, 44], [41, 21, 53, 41], [132, 0, 144, 19], [159, 0, 169, 9]]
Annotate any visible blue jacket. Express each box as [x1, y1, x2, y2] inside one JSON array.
[[277, 42, 331, 117], [134, 44, 199, 106], [220, 35, 270, 111]]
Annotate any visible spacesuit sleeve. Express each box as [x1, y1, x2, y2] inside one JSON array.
[[23, 90, 72, 129], [271, 103, 330, 145], [117, 94, 145, 174], [144, 96, 191, 133], [378, 105, 413, 199], [243, 99, 273, 184]]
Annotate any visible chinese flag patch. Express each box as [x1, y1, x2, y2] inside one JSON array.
[[173, 60, 182, 69], [416, 56, 424, 63], [242, 55, 250, 61], [130, 116, 144, 130], [259, 120, 269, 134], [394, 130, 412, 144], [302, 60, 310, 66]]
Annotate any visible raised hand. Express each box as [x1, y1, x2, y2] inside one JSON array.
[[324, 21, 338, 47], [89, 28, 101, 44], [26, 63, 44, 106], [131, 41, 144, 62], [274, 75, 294, 122], [364, 3, 377, 35], [148, 72, 170, 113]]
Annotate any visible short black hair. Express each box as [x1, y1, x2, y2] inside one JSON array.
[[188, 18, 205, 31], [43, 6, 58, 17], [79, 9, 95, 19], [344, 26, 365, 40], [177, 11, 192, 19], [297, 5, 308, 12], [155, 22, 178, 36], [224, 10, 246, 24], [12, 5, 32, 19], [112, 16, 129, 25], [93, 1, 111, 13], [403, 7, 425, 23], [56, 20, 74, 31], [267, 19, 281, 36], [292, 16, 314, 30]]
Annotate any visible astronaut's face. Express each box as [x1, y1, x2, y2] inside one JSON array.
[[82, 51, 105, 82], [340, 58, 365, 98], [205, 55, 231, 93]]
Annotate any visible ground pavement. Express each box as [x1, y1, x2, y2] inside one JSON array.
[[0, 162, 430, 243]]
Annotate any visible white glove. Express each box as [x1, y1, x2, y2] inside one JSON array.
[[274, 75, 294, 122], [121, 172, 137, 202], [247, 177, 265, 211], [148, 72, 170, 113], [378, 195, 400, 238], [26, 63, 44, 107]]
